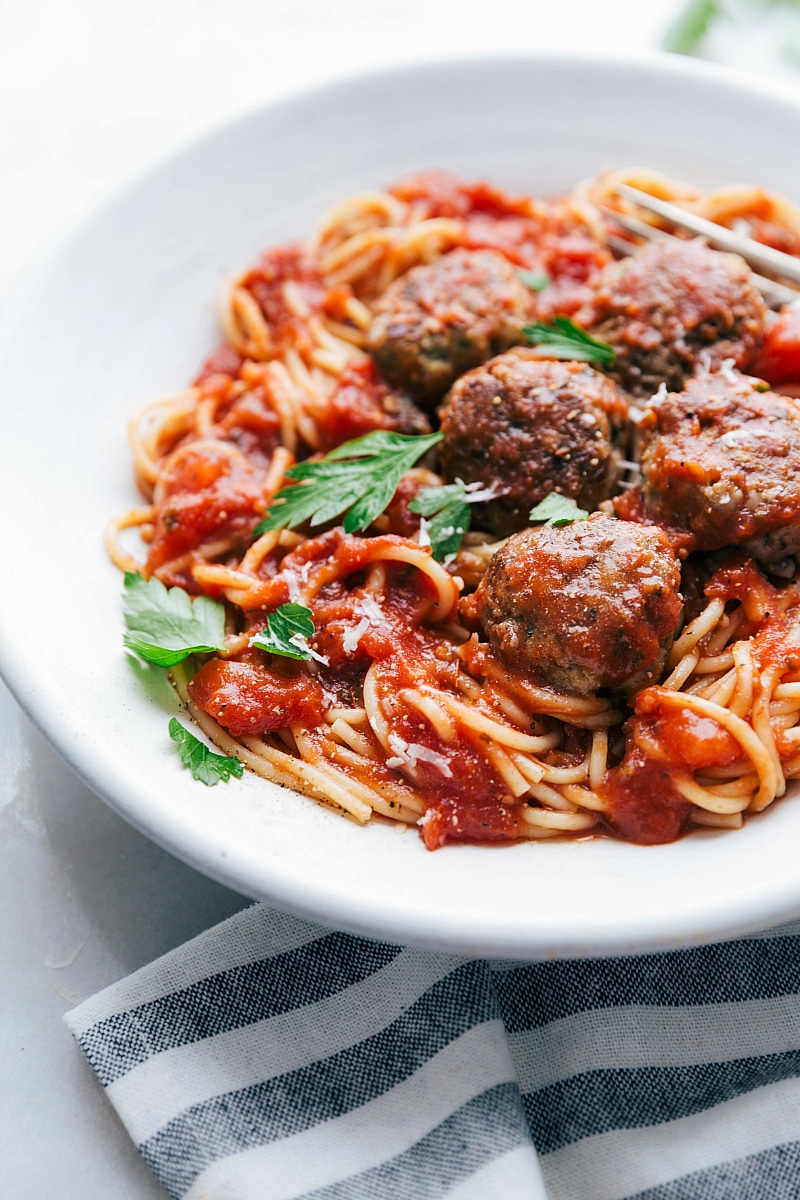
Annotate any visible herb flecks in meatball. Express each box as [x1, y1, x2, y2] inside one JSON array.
[[366, 248, 534, 406], [440, 352, 627, 537], [640, 370, 800, 562], [585, 239, 766, 396], [476, 514, 682, 695]]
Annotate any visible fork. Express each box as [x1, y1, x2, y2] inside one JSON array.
[[601, 183, 800, 310]]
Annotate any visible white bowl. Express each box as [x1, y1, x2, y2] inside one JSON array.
[[2, 53, 800, 959]]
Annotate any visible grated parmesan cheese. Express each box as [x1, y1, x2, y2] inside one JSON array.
[[284, 570, 302, 601], [289, 632, 329, 664], [388, 733, 453, 779], [456, 478, 507, 504], [342, 617, 370, 655], [357, 594, 384, 623], [719, 357, 739, 385]]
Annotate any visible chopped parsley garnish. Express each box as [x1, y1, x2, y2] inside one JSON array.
[[410, 483, 473, 561], [168, 718, 244, 785], [256, 430, 443, 535], [250, 602, 316, 660], [523, 316, 616, 365], [516, 267, 549, 292], [122, 572, 226, 666], [408, 479, 504, 561], [530, 494, 589, 527]]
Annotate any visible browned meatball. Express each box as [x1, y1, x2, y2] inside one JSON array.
[[640, 370, 800, 562], [440, 353, 628, 536], [476, 514, 682, 694], [585, 239, 766, 396], [366, 248, 534, 406]]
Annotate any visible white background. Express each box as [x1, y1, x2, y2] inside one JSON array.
[[1, 2, 798, 1197]]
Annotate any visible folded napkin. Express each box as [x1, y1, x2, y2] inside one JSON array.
[[66, 906, 800, 1200]]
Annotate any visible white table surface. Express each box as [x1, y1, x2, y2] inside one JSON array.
[[1, 2, 798, 1196]]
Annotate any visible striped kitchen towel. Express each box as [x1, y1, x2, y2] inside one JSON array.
[[66, 905, 800, 1200]]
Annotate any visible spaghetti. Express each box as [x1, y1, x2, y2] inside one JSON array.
[[109, 169, 800, 848]]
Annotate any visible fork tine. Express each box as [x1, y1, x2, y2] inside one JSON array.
[[601, 206, 800, 310], [602, 208, 670, 244], [613, 182, 800, 289]]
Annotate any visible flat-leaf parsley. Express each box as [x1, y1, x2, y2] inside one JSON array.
[[409, 480, 501, 561], [256, 430, 442, 535], [122, 573, 227, 666], [524, 316, 616, 365], [169, 719, 244, 785], [250, 602, 316, 660], [529, 494, 589, 527]]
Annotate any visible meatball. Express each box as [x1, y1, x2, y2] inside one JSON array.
[[476, 514, 682, 694], [585, 239, 766, 396], [639, 370, 800, 562], [440, 353, 627, 536], [366, 248, 534, 406]]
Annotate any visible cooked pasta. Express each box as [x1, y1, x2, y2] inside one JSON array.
[[109, 168, 800, 848]]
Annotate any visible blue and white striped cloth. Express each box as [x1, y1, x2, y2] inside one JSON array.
[[66, 905, 800, 1200]]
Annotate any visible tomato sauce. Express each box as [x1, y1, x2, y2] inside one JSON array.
[[389, 169, 610, 314], [186, 523, 526, 846], [193, 344, 244, 386], [316, 360, 401, 449], [752, 309, 800, 386], [147, 444, 265, 584], [600, 746, 693, 844], [613, 486, 696, 559], [189, 658, 325, 737], [599, 683, 745, 844], [240, 245, 326, 357], [705, 554, 788, 622]]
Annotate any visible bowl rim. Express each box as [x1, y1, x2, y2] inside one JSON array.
[[2, 50, 800, 958]]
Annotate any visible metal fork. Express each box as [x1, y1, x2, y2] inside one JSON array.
[[601, 182, 800, 310]]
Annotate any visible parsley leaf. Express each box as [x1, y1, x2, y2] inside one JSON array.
[[524, 316, 616, 365], [662, 0, 722, 56], [516, 267, 549, 292], [123, 572, 226, 666], [530, 494, 589, 527], [256, 430, 443, 535], [168, 718, 244, 785], [250, 602, 316, 659], [410, 483, 472, 561]]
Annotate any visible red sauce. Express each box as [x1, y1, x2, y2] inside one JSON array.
[[747, 613, 800, 676], [385, 475, 425, 538], [215, 388, 281, 462], [186, 526, 526, 847], [316, 360, 398, 449], [362, 620, 526, 848], [189, 658, 324, 737], [240, 245, 325, 357], [599, 684, 745, 844], [419, 792, 523, 850], [389, 169, 609, 313], [390, 170, 536, 222], [748, 218, 800, 259], [635, 686, 740, 769], [193, 344, 243, 385], [600, 746, 692, 844], [752, 309, 800, 386], [705, 554, 784, 622], [147, 444, 264, 583], [613, 486, 696, 559]]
